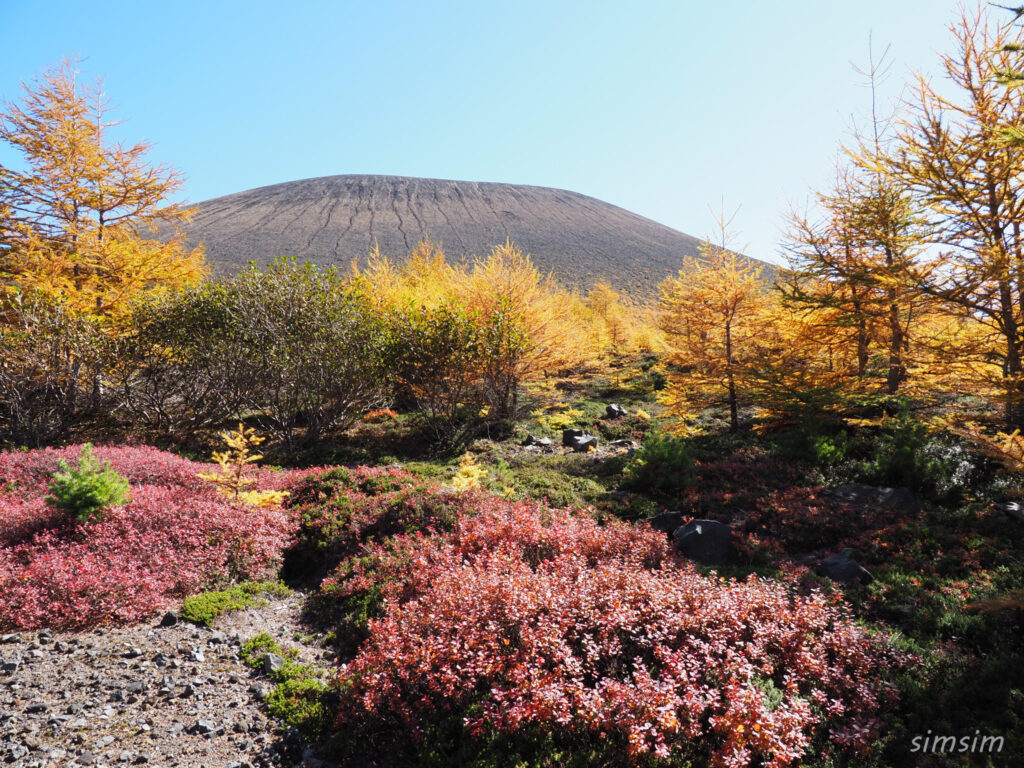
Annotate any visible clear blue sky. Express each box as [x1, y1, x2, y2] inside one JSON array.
[[1, 0, 967, 265]]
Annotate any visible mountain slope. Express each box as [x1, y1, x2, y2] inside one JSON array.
[[180, 175, 761, 294]]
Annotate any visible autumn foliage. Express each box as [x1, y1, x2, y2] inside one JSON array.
[[0, 444, 303, 630], [284, 466, 905, 767]]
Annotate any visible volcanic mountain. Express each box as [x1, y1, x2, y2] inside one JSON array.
[[179, 175, 760, 294]]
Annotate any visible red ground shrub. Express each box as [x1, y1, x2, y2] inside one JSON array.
[[331, 495, 905, 767], [0, 444, 300, 630]]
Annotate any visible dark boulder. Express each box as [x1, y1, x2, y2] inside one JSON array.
[[823, 485, 920, 514], [995, 501, 1024, 523], [672, 519, 733, 566], [815, 554, 873, 584], [605, 403, 628, 419], [562, 428, 585, 447], [570, 434, 599, 452], [647, 511, 686, 534]]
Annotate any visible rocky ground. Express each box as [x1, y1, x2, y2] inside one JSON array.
[[0, 593, 335, 768]]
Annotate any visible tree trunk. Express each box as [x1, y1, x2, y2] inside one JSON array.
[[885, 247, 906, 395], [725, 321, 738, 431]]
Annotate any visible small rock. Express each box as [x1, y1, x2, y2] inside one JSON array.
[[158, 611, 178, 627], [561, 428, 585, 447], [673, 519, 734, 566], [569, 434, 599, 452], [25, 702, 48, 714], [995, 501, 1024, 523], [815, 554, 873, 584], [0, 633, 22, 644], [647, 511, 686, 534], [823, 485, 919, 514], [249, 684, 270, 700], [123, 647, 143, 658], [262, 653, 285, 675], [605, 403, 628, 419], [192, 718, 217, 734]]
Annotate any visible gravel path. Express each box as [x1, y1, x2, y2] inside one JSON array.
[[0, 593, 336, 768]]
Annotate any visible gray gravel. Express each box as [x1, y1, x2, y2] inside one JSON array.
[[0, 594, 335, 768]]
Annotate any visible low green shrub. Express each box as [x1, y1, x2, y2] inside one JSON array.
[[180, 581, 290, 626], [45, 443, 130, 523], [621, 431, 694, 496], [266, 677, 330, 737], [240, 631, 334, 741]]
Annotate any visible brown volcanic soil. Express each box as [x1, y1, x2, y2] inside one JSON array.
[[179, 175, 764, 294]]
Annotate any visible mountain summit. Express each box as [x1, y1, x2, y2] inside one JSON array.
[[180, 174, 758, 293]]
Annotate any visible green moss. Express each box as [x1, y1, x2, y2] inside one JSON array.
[[240, 631, 335, 743], [180, 581, 290, 626]]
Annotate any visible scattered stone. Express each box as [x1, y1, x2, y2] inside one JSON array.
[[995, 501, 1024, 523], [1, 633, 22, 644], [521, 434, 540, 446], [647, 511, 686, 534], [823, 485, 920, 514], [815, 554, 873, 584], [249, 684, 270, 701], [561, 428, 585, 447], [124, 647, 143, 658], [605, 403, 628, 419], [25, 701, 48, 714], [262, 653, 285, 675], [672, 519, 734, 566], [569, 434, 599, 452], [192, 718, 217, 735]]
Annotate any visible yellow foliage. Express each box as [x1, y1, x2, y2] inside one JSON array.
[[356, 237, 653, 379], [0, 58, 205, 326], [532, 407, 585, 432], [451, 452, 487, 491], [198, 424, 289, 508], [658, 240, 774, 431]]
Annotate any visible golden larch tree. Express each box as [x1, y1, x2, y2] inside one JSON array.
[[658, 241, 772, 432], [0, 58, 205, 321]]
